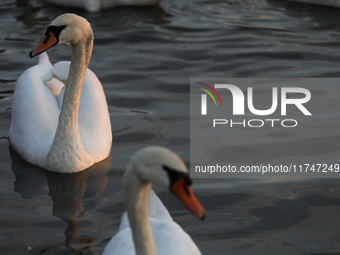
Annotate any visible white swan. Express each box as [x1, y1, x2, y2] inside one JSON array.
[[288, 0, 340, 8], [44, 0, 163, 12], [103, 146, 206, 255], [9, 14, 112, 173]]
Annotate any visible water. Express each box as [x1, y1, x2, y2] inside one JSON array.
[[1, 0, 340, 254]]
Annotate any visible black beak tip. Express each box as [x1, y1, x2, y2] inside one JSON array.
[[199, 210, 207, 221], [29, 51, 34, 58]]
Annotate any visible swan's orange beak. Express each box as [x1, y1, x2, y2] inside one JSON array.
[[29, 32, 58, 58], [171, 179, 206, 220]]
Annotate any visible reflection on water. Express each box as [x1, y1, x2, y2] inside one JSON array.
[[11, 147, 111, 254]]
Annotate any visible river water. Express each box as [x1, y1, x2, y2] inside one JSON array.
[[1, 0, 340, 254]]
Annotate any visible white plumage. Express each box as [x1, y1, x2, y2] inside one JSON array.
[[9, 14, 112, 173], [103, 190, 201, 255], [103, 147, 205, 255]]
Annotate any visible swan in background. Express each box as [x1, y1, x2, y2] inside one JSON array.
[[288, 0, 340, 8], [44, 0, 163, 12], [103, 146, 206, 255], [9, 14, 112, 173]]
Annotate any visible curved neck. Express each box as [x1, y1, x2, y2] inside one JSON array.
[[59, 40, 91, 133], [124, 171, 157, 255], [46, 35, 94, 171]]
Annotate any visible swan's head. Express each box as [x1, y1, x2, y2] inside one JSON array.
[[125, 146, 206, 220], [30, 13, 92, 58]]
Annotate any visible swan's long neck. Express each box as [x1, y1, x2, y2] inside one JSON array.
[[124, 170, 158, 255], [46, 35, 94, 172], [58, 40, 91, 137]]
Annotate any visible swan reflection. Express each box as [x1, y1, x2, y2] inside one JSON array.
[[10, 146, 112, 254]]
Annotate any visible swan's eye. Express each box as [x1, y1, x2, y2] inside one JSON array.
[[45, 25, 67, 40]]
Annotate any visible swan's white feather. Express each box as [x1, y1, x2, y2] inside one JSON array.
[[9, 59, 59, 165], [147, 189, 172, 222], [37, 53, 65, 98], [9, 52, 112, 170], [103, 190, 201, 255], [103, 218, 200, 255], [118, 190, 172, 232], [39, 52, 53, 67], [44, 78, 64, 98], [52, 61, 70, 81], [55, 61, 112, 160]]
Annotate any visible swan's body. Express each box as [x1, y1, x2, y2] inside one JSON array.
[[289, 0, 340, 8], [103, 147, 206, 255], [103, 190, 201, 255], [44, 0, 162, 12], [9, 14, 112, 173]]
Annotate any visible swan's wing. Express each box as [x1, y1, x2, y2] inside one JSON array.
[[106, 191, 199, 254], [153, 218, 201, 255], [102, 227, 135, 255], [103, 218, 201, 255], [118, 212, 130, 231], [52, 61, 69, 81], [37, 53, 65, 98], [79, 67, 112, 160], [54, 62, 112, 162], [9, 59, 59, 166], [147, 189, 172, 221], [38, 52, 53, 67], [152, 219, 202, 255], [118, 189, 172, 232], [44, 78, 64, 98]]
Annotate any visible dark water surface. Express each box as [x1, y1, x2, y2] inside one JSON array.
[[1, 0, 340, 254]]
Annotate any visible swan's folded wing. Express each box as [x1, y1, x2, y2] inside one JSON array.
[[107, 218, 202, 255], [152, 219, 202, 255], [44, 78, 64, 98], [55, 62, 112, 162], [52, 61, 70, 81], [79, 68, 112, 160], [147, 189, 172, 221], [9, 63, 60, 166], [102, 227, 135, 255], [118, 189, 172, 232], [38, 52, 53, 67]]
